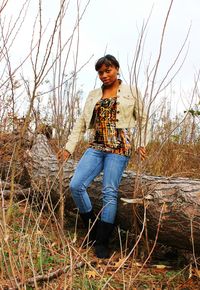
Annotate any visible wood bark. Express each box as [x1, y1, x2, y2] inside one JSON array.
[[25, 134, 200, 253]]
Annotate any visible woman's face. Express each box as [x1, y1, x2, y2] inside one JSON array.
[[97, 64, 119, 87]]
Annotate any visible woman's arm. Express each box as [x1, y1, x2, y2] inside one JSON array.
[[64, 114, 86, 155], [57, 114, 86, 162]]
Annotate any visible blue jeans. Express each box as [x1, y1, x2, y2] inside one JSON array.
[[69, 148, 129, 224]]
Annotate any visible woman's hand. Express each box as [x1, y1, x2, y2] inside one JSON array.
[[57, 149, 71, 162], [136, 146, 146, 161]]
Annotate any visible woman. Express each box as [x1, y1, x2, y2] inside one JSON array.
[[58, 54, 148, 258]]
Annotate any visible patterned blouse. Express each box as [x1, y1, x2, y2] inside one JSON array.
[[89, 96, 132, 156]]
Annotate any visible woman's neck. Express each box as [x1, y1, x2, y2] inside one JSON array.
[[102, 79, 120, 99]]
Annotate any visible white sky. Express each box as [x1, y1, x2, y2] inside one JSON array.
[[2, 0, 200, 113], [78, 0, 200, 106]]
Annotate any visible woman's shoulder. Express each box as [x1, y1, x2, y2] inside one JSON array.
[[86, 87, 102, 100], [120, 83, 138, 96]]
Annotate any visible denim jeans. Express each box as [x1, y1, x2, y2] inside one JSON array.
[[69, 148, 129, 224]]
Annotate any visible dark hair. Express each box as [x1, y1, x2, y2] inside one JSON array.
[[95, 54, 120, 71]]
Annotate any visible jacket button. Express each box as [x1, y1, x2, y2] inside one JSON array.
[[117, 111, 120, 114], [116, 119, 119, 122]]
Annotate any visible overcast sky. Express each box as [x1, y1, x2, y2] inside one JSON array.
[[78, 0, 200, 98], [3, 0, 200, 112]]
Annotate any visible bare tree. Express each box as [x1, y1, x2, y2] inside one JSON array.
[[0, 0, 91, 225]]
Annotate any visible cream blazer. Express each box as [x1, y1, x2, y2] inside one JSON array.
[[65, 83, 148, 154]]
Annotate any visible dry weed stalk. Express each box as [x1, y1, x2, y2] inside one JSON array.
[[0, 0, 91, 228], [126, 0, 198, 263]]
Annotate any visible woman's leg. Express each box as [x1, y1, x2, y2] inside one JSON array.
[[101, 153, 129, 223], [69, 148, 104, 213], [95, 153, 129, 258]]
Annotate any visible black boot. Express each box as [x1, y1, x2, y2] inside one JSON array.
[[80, 210, 97, 247], [95, 220, 114, 258]]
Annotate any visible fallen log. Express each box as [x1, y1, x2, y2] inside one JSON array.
[[25, 134, 200, 254], [0, 180, 31, 200]]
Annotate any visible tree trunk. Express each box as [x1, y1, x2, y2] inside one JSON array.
[[25, 134, 200, 253]]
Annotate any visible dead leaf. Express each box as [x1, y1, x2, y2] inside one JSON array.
[[192, 268, 200, 278], [132, 261, 142, 267], [114, 257, 127, 268], [86, 270, 97, 279]]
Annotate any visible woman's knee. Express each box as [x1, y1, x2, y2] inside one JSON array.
[[69, 178, 84, 194], [103, 189, 118, 204], [69, 178, 79, 193]]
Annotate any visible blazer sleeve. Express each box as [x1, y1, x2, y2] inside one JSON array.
[[64, 89, 99, 154], [133, 89, 149, 147], [65, 113, 86, 154]]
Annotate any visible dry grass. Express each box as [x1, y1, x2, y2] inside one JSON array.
[[74, 139, 200, 179], [132, 141, 200, 179], [0, 197, 198, 290], [1, 0, 199, 286], [1, 127, 200, 289]]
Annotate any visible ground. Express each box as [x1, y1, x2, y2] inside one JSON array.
[[0, 199, 200, 290]]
